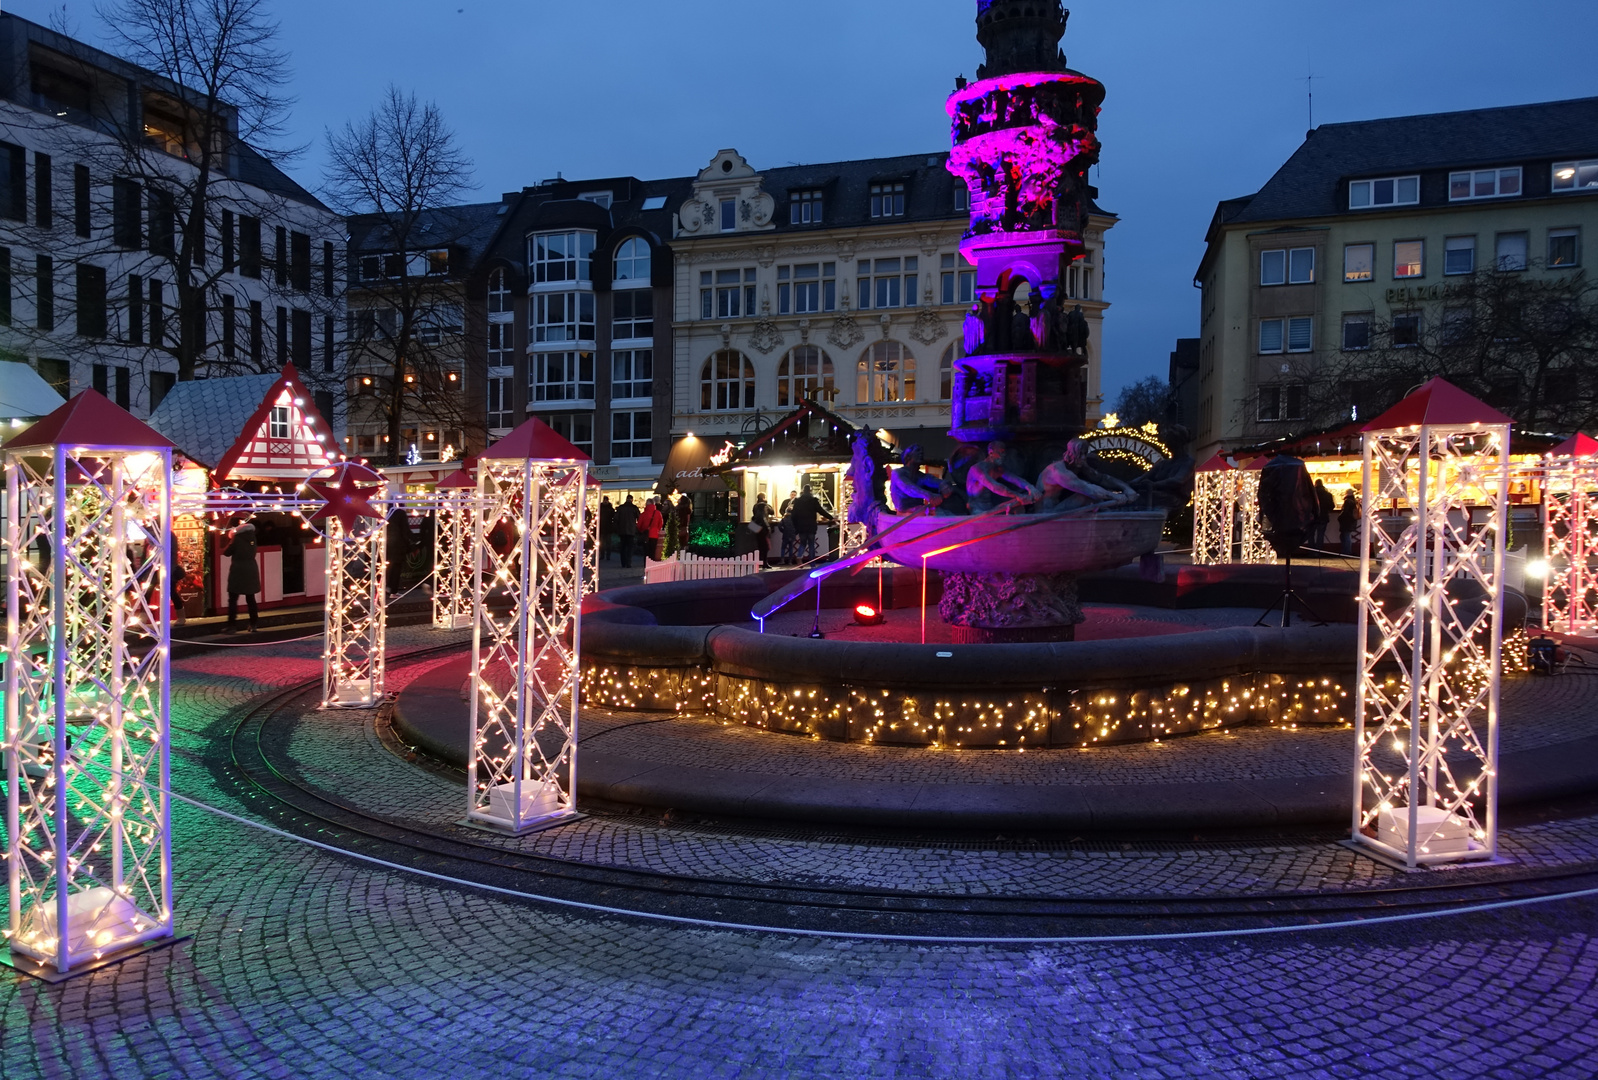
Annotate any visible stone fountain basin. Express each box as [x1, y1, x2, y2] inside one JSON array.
[[878, 509, 1167, 575]]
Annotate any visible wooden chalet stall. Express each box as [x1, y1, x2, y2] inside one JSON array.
[[147, 363, 340, 616]]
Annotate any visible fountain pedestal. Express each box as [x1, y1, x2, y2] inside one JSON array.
[[940, 570, 1082, 643]]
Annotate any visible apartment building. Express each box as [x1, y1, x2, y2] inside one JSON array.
[[0, 14, 344, 419], [1193, 96, 1598, 459]]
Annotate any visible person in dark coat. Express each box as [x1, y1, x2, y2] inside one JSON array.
[[750, 493, 773, 566], [675, 493, 693, 551], [615, 495, 640, 568], [1338, 490, 1360, 556], [386, 507, 414, 591], [1312, 479, 1335, 549], [167, 527, 186, 625], [224, 515, 260, 631], [789, 485, 835, 562], [598, 497, 615, 562]]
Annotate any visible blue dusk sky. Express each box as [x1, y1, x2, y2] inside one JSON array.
[[13, 0, 1598, 401]]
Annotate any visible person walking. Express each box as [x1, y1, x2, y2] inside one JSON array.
[[789, 484, 835, 562], [598, 496, 615, 562], [615, 495, 640, 568], [223, 514, 261, 632], [167, 527, 186, 625], [1338, 490, 1360, 556], [1312, 479, 1334, 550], [638, 497, 665, 561]]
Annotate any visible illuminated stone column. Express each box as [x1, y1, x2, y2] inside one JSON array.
[[4, 393, 175, 975], [1191, 454, 1236, 565], [433, 468, 476, 629], [467, 418, 589, 834], [1352, 378, 1510, 867]]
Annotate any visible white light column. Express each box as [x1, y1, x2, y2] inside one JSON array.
[[467, 419, 588, 834], [1542, 448, 1598, 635], [1237, 463, 1276, 565], [1191, 455, 1236, 565], [433, 470, 476, 629], [1352, 378, 1511, 867], [322, 520, 387, 707], [4, 395, 175, 975]]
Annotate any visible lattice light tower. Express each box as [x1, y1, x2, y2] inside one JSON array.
[[433, 467, 477, 629], [1237, 458, 1277, 565], [1191, 453, 1237, 565], [306, 464, 389, 708], [1352, 378, 1511, 867], [583, 482, 602, 597], [4, 393, 176, 976], [467, 418, 589, 834], [1541, 433, 1598, 635]]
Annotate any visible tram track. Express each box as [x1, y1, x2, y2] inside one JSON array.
[[200, 642, 1598, 938]]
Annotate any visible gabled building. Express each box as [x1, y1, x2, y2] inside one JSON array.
[[0, 13, 345, 419], [1194, 96, 1598, 460], [148, 362, 338, 615]]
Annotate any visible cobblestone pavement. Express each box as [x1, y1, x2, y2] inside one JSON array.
[[3, 634, 1598, 1078]]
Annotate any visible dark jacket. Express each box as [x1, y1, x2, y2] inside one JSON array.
[[790, 494, 832, 534], [224, 523, 260, 595], [1338, 494, 1359, 531], [615, 502, 640, 536]]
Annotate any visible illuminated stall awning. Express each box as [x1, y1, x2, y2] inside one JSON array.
[[656, 433, 736, 494], [147, 363, 337, 483], [707, 398, 888, 477]]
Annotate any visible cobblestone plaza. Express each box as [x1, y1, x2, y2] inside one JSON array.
[[4, 629, 1598, 1079]]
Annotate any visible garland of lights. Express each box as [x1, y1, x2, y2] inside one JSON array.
[[1191, 469, 1237, 565], [1541, 456, 1598, 635], [1352, 417, 1511, 868], [5, 446, 174, 974]]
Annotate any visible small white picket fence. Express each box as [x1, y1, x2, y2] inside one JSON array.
[[644, 550, 763, 584]]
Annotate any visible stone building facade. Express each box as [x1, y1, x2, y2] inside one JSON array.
[[667, 148, 1113, 468]]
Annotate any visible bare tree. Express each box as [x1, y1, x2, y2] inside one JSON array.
[[0, 0, 339, 411], [323, 86, 477, 465], [1110, 374, 1179, 432], [1303, 264, 1598, 433]]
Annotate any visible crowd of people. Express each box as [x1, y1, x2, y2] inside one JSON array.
[[595, 492, 694, 568]]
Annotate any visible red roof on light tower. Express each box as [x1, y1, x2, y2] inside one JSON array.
[[1361, 377, 1512, 432], [437, 468, 476, 489], [1195, 452, 1234, 473], [1549, 433, 1598, 458], [480, 416, 591, 462], [3, 389, 178, 452]]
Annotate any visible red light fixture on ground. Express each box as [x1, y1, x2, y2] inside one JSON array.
[[854, 602, 885, 626]]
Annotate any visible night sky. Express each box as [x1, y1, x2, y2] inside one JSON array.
[[15, 0, 1598, 400]]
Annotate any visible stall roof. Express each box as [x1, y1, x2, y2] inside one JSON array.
[[656, 433, 735, 494], [0, 361, 67, 422]]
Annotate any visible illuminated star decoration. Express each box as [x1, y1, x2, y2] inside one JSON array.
[[306, 464, 385, 534]]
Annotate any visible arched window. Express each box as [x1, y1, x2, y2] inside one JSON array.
[[701, 350, 755, 411], [614, 237, 651, 285], [938, 341, 962, 401], [487, 268, 512, 314], [777, 345, 834, 407], [857, 342, 916, 404]]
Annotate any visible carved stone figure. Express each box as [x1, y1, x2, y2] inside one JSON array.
[[963, 304, 986, 354], [889, 445, 943, 513], [847, 430, 884, 527], [1062, 303, 1090, 354], [965, 440, 1040, 512], [1010, 298, 1036, 351]]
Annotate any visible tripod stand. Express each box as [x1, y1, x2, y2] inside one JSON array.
[[1254, 550, 1328, 628]]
